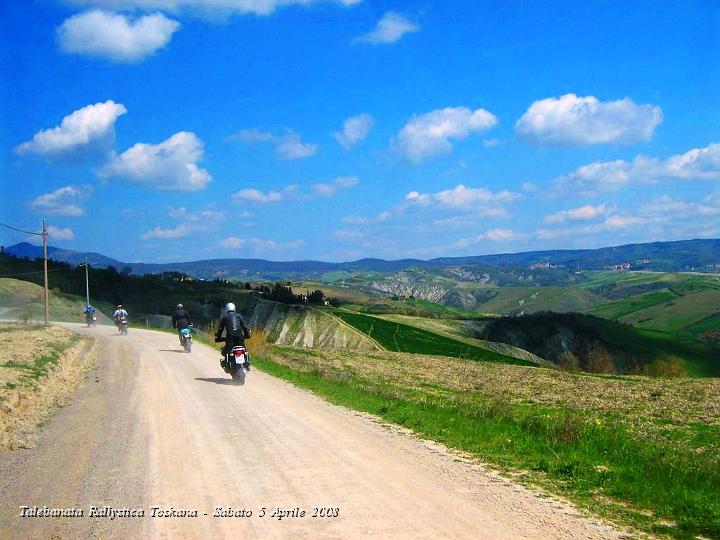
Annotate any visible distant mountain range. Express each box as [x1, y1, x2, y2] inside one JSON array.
[[5, 238, 720, 280]]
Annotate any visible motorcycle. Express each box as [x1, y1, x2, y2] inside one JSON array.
[[180, 326, 193, 353], [115, 317, 129, 335], [215, 337, 248, 385], [85, 313, 98, 327]]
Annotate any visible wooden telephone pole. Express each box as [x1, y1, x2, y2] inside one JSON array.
[[42, 219, 49, 327]]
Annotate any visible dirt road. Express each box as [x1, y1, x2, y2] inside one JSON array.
[[0, 324, 623, 539]]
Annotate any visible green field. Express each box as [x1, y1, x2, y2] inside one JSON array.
[[332, 310, 537, 366], [257, 345, 720, 538]]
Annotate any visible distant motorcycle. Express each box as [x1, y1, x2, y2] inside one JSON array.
[[85, 313, 98, 327], [215, 337, 248, 385], [180, 326, 193, 353], [115, 317, 129, 335]]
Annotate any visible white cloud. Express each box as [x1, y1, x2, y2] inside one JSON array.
[[46, 225, 75, 241], [141, 224, 192, 239], [311, 176, 358, 197], [275, 132, 318, 160], [140, 207, 225, 240], [483, 228, 527, 242], [29, 186, 92, 216], [233, 177, 357, 203], [219, 237, 303, 250], [555, 142, 720, 196], [537, 215, 650, 240], [230, 128, 318, 160], [353, 11, 418, 44], [16, 100, 126, 157], [393, 106, 498, 162], [639, 195, 720, 218], [57, 10, 180, 62], [405, 184, 519, 212], [544, 203, 612, 224], [233, 188, 283, 203], [342, 184, 519, 230], [67, 0, 360, 17], [99, 131, 211, 191], [332, 114, 374, 149], [516, 94, 663, 146]]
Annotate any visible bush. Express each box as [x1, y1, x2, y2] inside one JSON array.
[[246, 327, 271, 359], [557, 351, 580, 372], [644, 355, 687, 378], [586, 341, 616, 374]]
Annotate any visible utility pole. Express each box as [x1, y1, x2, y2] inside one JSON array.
[[82, 257, 90, 306], [42, 219, 49, 327]]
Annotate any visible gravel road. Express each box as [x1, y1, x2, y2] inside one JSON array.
[[0, 324, 624, 539]]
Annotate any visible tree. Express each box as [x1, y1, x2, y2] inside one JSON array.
[[586, 341, 616, 374]]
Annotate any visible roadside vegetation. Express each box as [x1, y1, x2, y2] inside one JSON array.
[[0, 323, 91, 449], [332, 310, 537, 366], [252, 343, 720, 538]]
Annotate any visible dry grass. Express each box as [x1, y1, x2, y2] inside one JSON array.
[[246, 327, 271, 358], [269, 345, 720, 434], [0, 323, 95, 450]]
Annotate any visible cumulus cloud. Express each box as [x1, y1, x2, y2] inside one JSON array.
[[67, 0, 360, 17], [233, 177, 357, 203], [233, 188, 284, 203], [16, 100, 126, 157], [353, 12, 418, 44], [46, 226, 75, 241], [311, 176, 358, 197], [544, 203, 613, 224], [639, 195, 720, 218], [393, 107, 498, 162], [99, 131, 211, 191], [140, 207, 224, 240], [405, 184, 519, 213], [555, 142, 720, 196], [343, 184, 519, 227], [29, 185, 92, 217], [516, 94, 663, 146], [537, 215, 649, 240], [219, 237, 303, 250], [332, 114, 374, 149], [483, 228, 527, 242], [57, 10, 180, 62], [230, 129, 318, 160]]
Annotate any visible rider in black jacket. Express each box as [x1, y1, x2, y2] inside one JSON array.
[[172, 304, 193, 345], [214, 302, 251, 370]]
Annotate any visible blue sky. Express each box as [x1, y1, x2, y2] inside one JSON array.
[[2, 0, 719, 262]]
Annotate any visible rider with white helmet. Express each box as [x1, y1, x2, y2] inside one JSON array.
[[214, 302, 252, 370]]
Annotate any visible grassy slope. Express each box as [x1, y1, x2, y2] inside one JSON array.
[[467, 285, 605, 315], [257, 346, 720, 538], [332, 310, 537, 366], [581, 272, 720, 337], [0, 278, 114, 323], [376, 313, 547, 365]]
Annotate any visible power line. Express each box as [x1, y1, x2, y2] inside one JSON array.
[[0, 267, 70, 278], [0, 221, 42, 236]]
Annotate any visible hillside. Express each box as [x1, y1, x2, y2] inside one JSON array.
[[7, 237, 720, 279], [479, 312, 720, 377], [0, 278, 113, 324]]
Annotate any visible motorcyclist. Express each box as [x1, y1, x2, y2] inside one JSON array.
[[172, 303, 193, 346], [83, 305, 96, 324], [113, 304, 128, 328], [214, 302, 251, 371]]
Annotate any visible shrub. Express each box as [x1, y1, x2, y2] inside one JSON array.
[[557, 351, 580, 372], [246, 327, 271, 359], [586, 341, 616, 374], [644, 355, 687, 378]]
